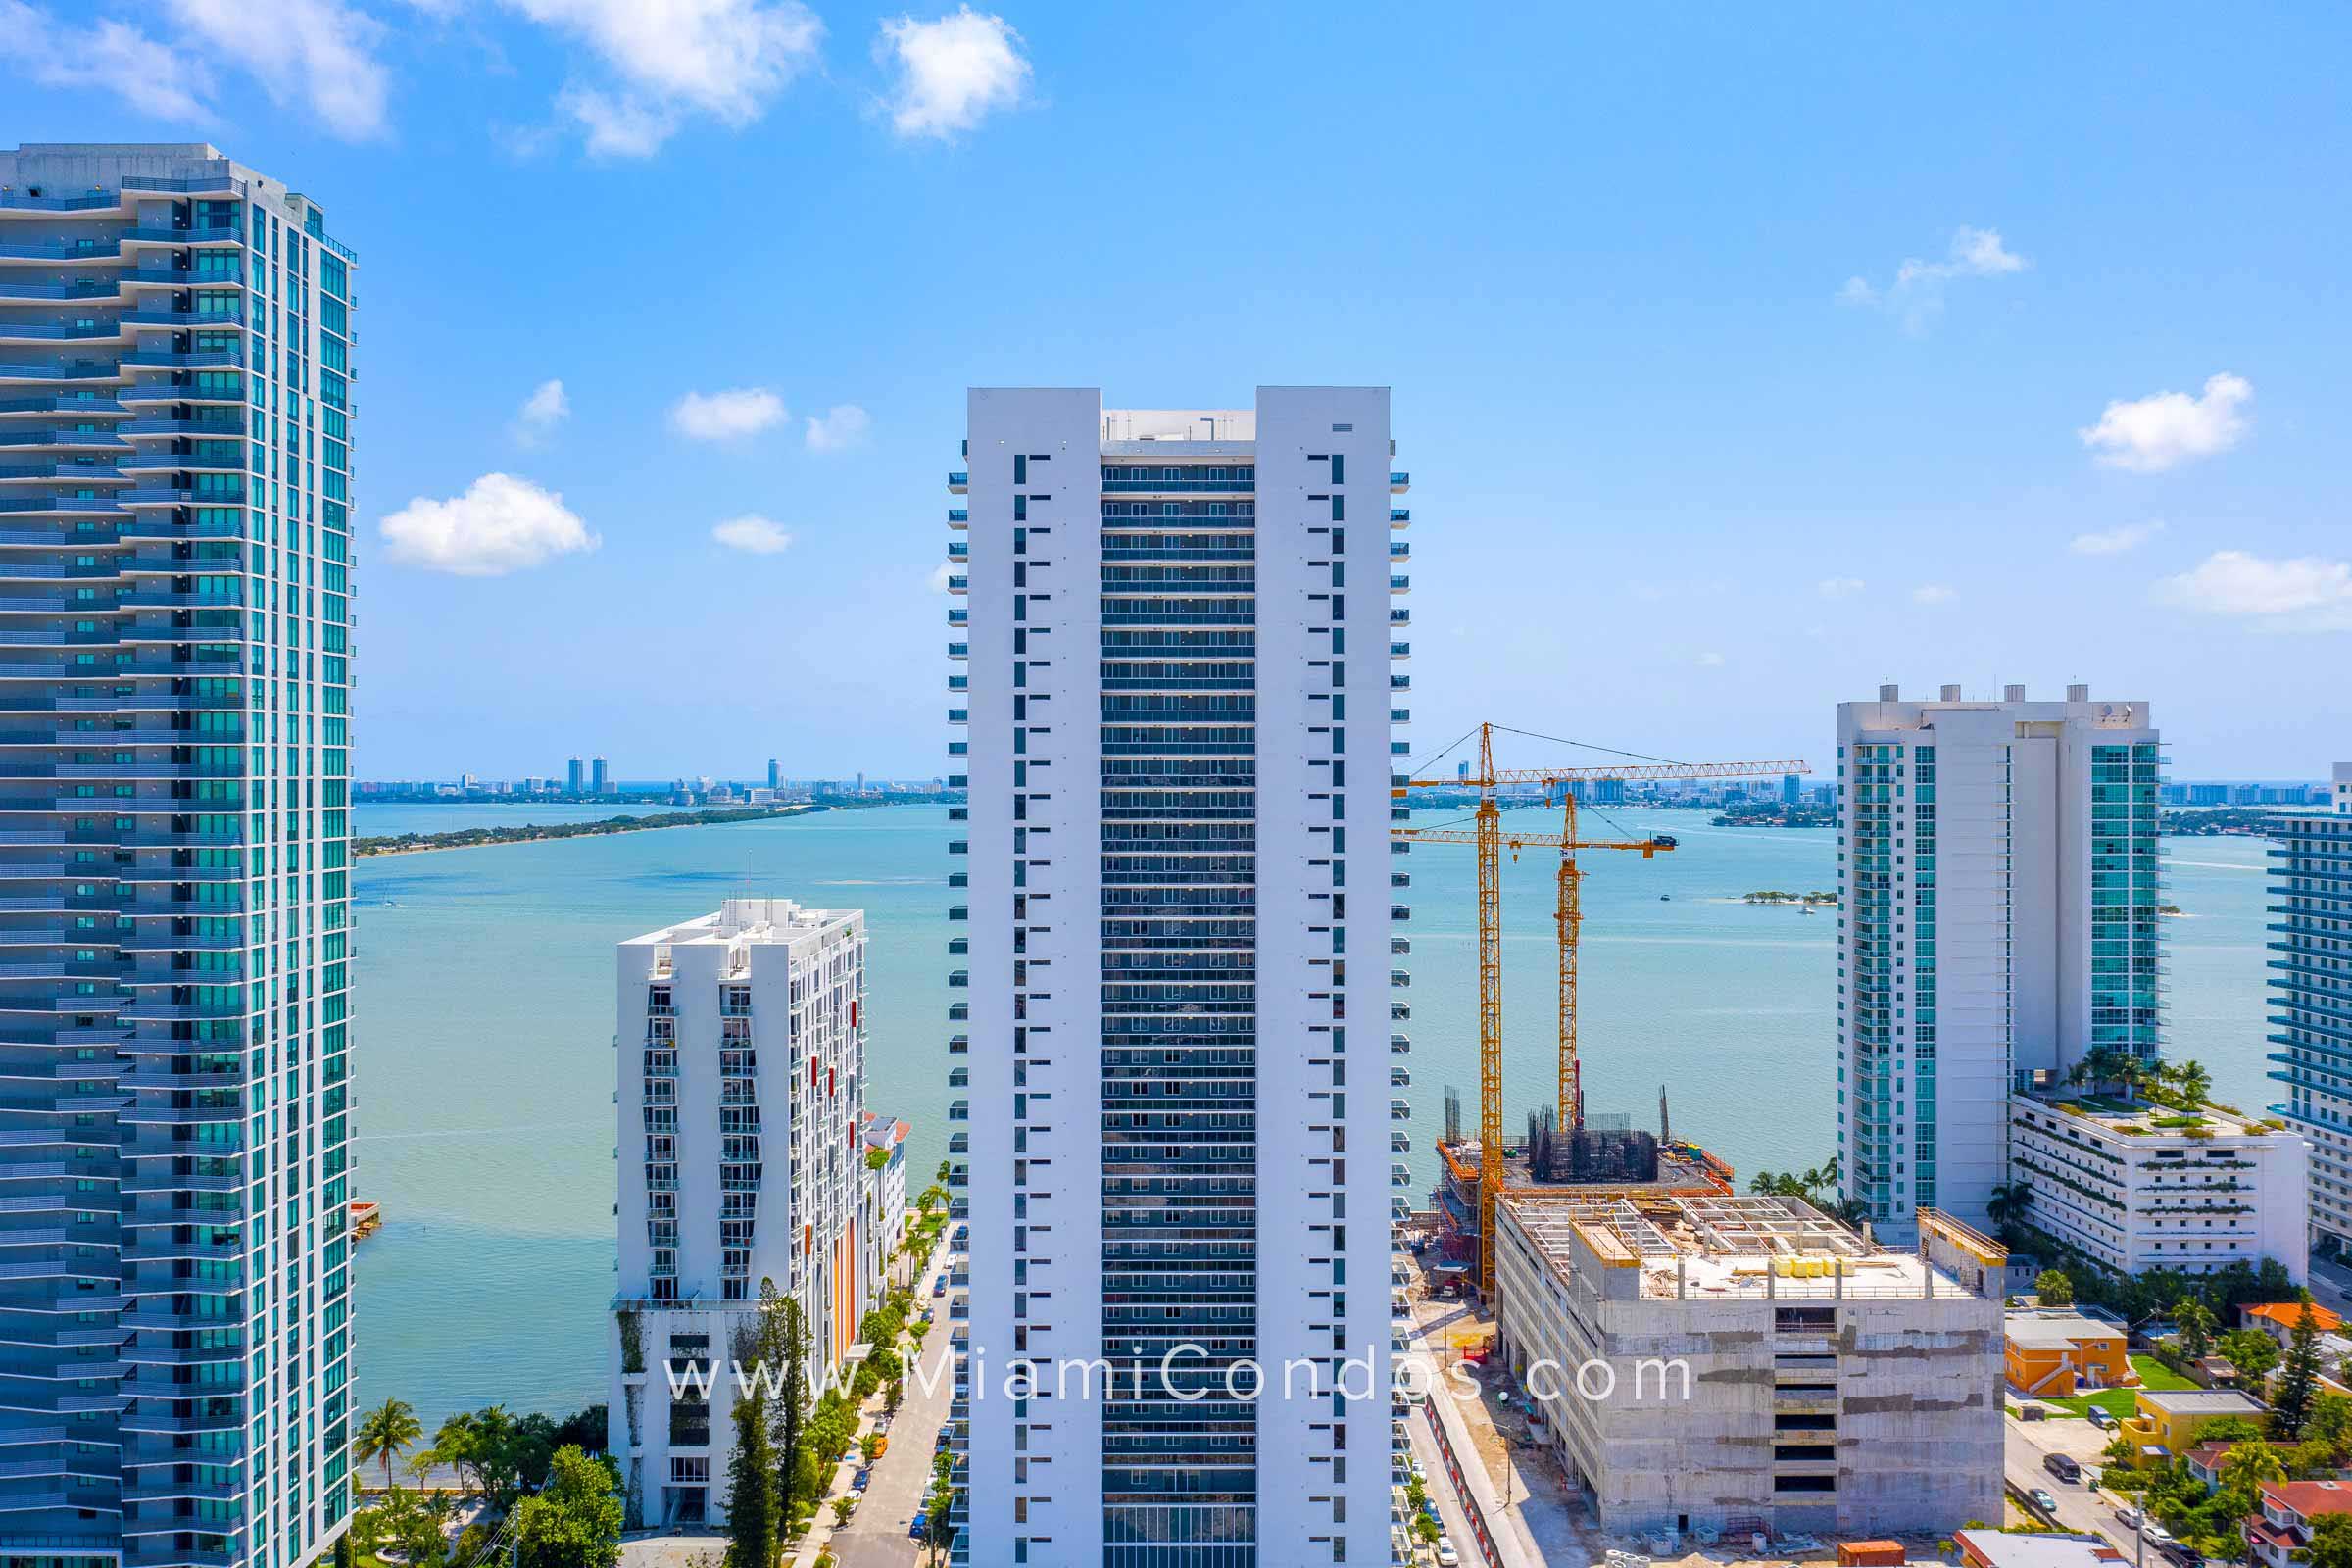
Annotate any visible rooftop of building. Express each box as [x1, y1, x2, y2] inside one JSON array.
[[1498, 1189, 1978, 1301], [2245, 1300, 2343, 1332], [2005, 1308, 2130, 1348], [1954, 1530, 2121, 1568], [2260, 1480, 2352, 1519], [2012, 1086, 2286, 1141], [631, 898, 858, 955], [2134, 1387, 2270, 1415]]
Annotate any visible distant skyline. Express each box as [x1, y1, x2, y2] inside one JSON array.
[[7, 4, 2347, 776]]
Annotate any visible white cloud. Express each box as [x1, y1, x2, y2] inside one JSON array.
[[2155, 550, 2352, 630], [670, 387, 786, 441], [512, 0, 823, 156], [168, 0, 392, 139], [2079, 373, 2251, 472], [558, 86, 677, 157], [1911, 584, 1956, 605], [380, 473, 600, 576], [0, 3, 215, 121], [2070, 520, 2165, 557], [876, 6, 1032, 139], [711, 514, 793, 554], [511, 378, 570, 446], [1694, 651, 1726, 668], [804, 404, 871, 452], [1841, 225, 2027, 329], [1816, 576, 1866, 598]]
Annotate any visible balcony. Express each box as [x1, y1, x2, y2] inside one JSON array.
[[948, 510, 968, 527], [948, 471, 968, 493], [1390, 472, 1410, 492]]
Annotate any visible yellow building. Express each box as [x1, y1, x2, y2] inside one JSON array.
[[2121, 1388, 2269, 1453]]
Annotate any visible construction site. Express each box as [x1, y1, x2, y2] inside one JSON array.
[[1389, 724, 2006, 1563]]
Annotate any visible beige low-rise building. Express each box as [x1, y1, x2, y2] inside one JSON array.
[[1493, 1192, 2003, 1538]]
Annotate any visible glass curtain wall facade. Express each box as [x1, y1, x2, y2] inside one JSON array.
[[0, 144, 356, 1568]]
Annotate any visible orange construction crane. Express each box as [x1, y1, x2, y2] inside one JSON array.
[[1392, 724, 1804, 1295]]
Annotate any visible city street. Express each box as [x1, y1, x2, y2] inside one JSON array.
[[2003, 1413, 2129, 1545], [823, 1259, 958, 1568]]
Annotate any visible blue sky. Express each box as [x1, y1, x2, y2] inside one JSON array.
[[8, 2, 2348, 780]]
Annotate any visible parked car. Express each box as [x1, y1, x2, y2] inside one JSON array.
[[852, 1468, 870, 1494], [909, 1513, 928, 1542], [2144, 1523, 2178, 1547], [872, 1434, 891, 1458], [2115, 1507, 2144, 1530], [933, 1278, 947, 1298], [2030, 1489, 2060, 1514], [1435, 1538, 1460, 1568], [2088, 1407, 2118, 1430]]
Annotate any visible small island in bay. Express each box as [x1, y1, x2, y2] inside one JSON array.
[[1741, 890, 1837, 906], [355, 804, 825, 858]]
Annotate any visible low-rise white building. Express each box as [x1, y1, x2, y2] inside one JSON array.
[[1492, 1192, 2003, 1538], [608, 899, 874, 1527], [860, 1109, 910, 1289], [2007, 1091, 2309, 1280]]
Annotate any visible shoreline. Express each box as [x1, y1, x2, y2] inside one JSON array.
[[354, 804, 827, 858]]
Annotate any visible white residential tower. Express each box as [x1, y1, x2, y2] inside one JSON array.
[[947, 389, 1406, 1565], [1835, 685, 2161, 1240], [608, 899, 871, 1528]]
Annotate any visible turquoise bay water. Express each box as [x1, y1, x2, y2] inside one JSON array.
[[351, 804, 2278, 1429]]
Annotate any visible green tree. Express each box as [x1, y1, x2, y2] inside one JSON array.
[[356, 1398, 423, 1490], [2310, 1513, 2352, 1568], [2173, 1059, 2213, 1105], [923, 1447, 957, 1564], [725, 1396, 778, 1568], [2219, 1441, 2286, 1493], [2275, 1302, 2327, 1438], [777, 1295, 811, 1511], [2034, 1268, 2075, 1307], [2219, 1328, 2281, 1381], [2176, 1299, 2218, 1361], [511, 1446, 623, 1568], [1985, 1181, 2033, 1234], [2307, 1392, 2352, 1461]]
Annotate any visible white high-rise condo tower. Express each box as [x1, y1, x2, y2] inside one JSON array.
[[2268, 763, 2352, 1253], [945, 388, 1407, 1566], [0, 144, 360, 1568], [608, 899, 874, 1529], [1835, 684, 2161, 1241]]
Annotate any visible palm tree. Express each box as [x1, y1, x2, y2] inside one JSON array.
[[356, 1397, 422, 1490], [1985, 1181, 2033, 1234], [2176, 1298, 2218, 1361], [2175, 1059, 2213, 1107]]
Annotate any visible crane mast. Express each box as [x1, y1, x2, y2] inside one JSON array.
[[1393, 729, 1804, 1296]]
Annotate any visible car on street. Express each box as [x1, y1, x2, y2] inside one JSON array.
[[2145, 1523, 2178, 1547], [2030, 1489, 2060, 1514], [2116, 1506, 2144, 1529], [909, 1513, 927, 1541], [1435, 1538, 1460, 1568], [853, 1468, 870, 1494], [933, 1278, 947, 1297]]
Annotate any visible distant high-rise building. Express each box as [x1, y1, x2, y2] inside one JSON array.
[[592, 756, 611, 795], [0, 140, 360, 1568], [1837, 684, 2160, 1240], [952, 388, 1401, 1563], [1782, 772, 1801, 805], [2270, 763, 2352, 1251], [609, 900, 876, 1528], [766, 758, 780, 791], [567, 756, 587, 793]]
